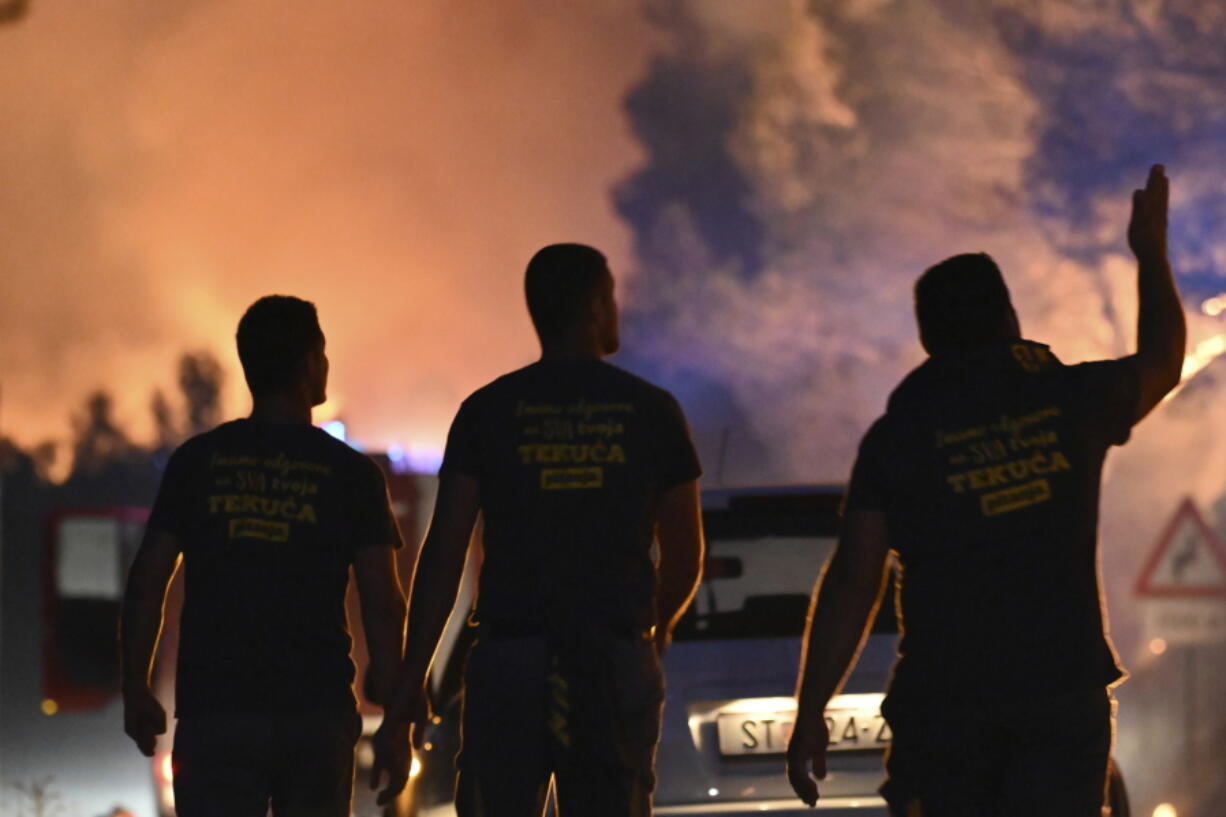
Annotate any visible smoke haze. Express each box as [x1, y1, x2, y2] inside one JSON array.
[[0, 0, 654, 465], [617, 0, 1226, 482], [5, 0, 1226, 483]]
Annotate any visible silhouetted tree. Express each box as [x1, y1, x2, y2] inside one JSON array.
[[150, 388, 177, 452], [70, 392, 137, 476], [28, 441, 58, 479], [0, 436, 18, 476], [64, 391, 159, 505], [178, 351, 223, 436], [0, 0, 29, 25]]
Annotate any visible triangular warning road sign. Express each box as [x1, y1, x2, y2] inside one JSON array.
[[1135, 498, 1226, 598]]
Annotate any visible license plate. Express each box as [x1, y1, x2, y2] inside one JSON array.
[[716, 698, 891, 757]]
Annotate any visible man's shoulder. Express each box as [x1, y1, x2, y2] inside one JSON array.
[[167, 420, 244, 460], [885, 341, 1076, 412], [300, 426, 386, 479], [884, 359, 938, 414], [182, 419, 377, 470], [468, 364, 535, 398], [454, 367, 529, 418], [593, 360, 679, 403], [461, 361, 678, 405], [1063, 355, 1138, 379], [856, 412, 898, 454]]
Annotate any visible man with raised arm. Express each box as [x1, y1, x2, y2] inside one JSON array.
[[372, 243, 705, 816], [786, 166, 1185, 816], [121, 296, 406, 817]]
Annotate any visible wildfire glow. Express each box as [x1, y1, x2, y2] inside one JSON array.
[[156, 751, 176, 812], [159, 753, 174, 783], [1154, 333, 1226, 405], [1202, 295, 1226, 317], [314, 397, 343, 425], [1179, 335, 1226, 383]]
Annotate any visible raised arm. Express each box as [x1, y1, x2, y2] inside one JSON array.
[[1129, 164, 1186, 420], [120, 528, 182, 756], [354, 545, 407, 706], [653, 478, 705, 654], [786, 509, 891, 807], [370, 471, 480, 805]]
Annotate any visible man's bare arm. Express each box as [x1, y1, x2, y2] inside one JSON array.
[[1130, 164, 1186, 420], [390, 473, 480, 716], [354, 545, 407, 706], [120, 529, 182, 756], [371, 472, 480, 805], [786, 509, 891, 806], [654, 479, 705, 653]]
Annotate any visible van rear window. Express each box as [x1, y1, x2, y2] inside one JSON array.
[[673, 535, 898, 641]]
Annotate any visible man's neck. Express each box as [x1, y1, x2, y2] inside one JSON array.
[[539, 338, 604, 362], [249, 392, 313, 425]]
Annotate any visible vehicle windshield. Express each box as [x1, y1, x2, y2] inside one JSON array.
[[674, 534, 898, 641]]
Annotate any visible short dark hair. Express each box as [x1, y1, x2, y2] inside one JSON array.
[[236, 295, 324, 395], [524, 244, 609, 342], [914, 253, 1017, 354]]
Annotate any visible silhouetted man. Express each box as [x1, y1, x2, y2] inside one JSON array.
[[371, 243, 705, 816], [787, 166, 1185, 816], [122, 295, 407, 817]]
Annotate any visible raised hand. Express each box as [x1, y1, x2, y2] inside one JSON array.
[[1128, 164, 1169, 263]]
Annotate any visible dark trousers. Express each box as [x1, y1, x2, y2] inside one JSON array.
[[172, 708, 362, 817], [455, 632, 664, 817], [880, 687, 1114, 817]]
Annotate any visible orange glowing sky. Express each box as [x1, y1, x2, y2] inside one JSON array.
[[0, 1, 658, 463], [5, 0, 1226, 487]]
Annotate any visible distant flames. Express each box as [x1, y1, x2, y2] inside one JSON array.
[[1201, 295, 1226, 318], [1179, 334, 1226, 385]]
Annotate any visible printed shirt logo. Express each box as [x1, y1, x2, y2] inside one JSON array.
[[207, 452, 330, 542], [541, 467, 603, 491], [1010, 343, 1055, 374], [229, 518, 290, 542], [934, 405, 1070, 518], [515, 398, 635, 491]]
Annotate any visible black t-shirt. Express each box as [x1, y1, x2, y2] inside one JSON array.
[[441, 359, 702, 633], [148, 419, 403, 716], [845, 340, 1139, 703]]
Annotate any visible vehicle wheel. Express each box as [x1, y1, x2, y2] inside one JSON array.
[[1105, 758, 1130, 817]]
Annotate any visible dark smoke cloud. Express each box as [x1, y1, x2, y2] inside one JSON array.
[[616, 0, 1226, 483]]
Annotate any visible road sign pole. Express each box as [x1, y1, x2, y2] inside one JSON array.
[[1182, 646, 1195, 768]]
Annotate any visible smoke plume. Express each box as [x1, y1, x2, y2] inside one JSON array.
[[617, 0, 1226, 483]]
